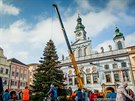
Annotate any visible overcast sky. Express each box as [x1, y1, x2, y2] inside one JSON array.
[[0, 0, 135, 64]]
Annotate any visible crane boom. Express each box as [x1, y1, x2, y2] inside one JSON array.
[[53, 4, 84, 89]]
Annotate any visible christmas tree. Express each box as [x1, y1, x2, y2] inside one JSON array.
[[31, 40, 65, 100]]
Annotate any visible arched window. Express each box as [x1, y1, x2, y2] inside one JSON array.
[[78, 48, 82, 57], [117, 41, 123, 49], [84, 47, 87, 56]]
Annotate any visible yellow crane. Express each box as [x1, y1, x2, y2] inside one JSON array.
[[53, 4, 84, 89]]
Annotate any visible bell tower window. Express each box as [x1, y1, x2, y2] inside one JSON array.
[[117, 41, 123, 49], [84, 47, 87, 56], [78, 48, 82, 57]]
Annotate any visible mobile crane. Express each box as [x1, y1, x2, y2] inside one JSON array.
[[53, 4, 84, 89]]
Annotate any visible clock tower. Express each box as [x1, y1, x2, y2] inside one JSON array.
[[74, 14, 86, 40], [71, 14, 92, 57]]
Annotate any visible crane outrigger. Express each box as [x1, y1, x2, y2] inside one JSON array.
[[53, 4, 84, 89]]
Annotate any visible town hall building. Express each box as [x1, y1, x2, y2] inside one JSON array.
[[60, 15, 135, 92]]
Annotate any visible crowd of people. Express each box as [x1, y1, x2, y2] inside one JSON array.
[[0, 81, 135, 101], [66, 82, 135, 101], [0, 86, 30, 101]]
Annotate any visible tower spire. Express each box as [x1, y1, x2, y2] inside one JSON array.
[[113, 26, 124, 40], [75, 14, 85, 32]]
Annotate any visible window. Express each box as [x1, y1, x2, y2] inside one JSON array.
[[74, 78, 78, 85], [86, 75, 91, 84], [123, 71, 130, 81], [11, 81, 14, 85], [23, 83, 26, 87], [12, 71, 15, 76], [20, 73, 23, 78], [84, 47, 87, 56], [4, 80, 7, 85], [0, 68, 3, 73], [69, 78, 73, 85], [16, 72, 18, 77], [93, 74, 98, 83], [114, 73, 119, 82], [104, 65, 109, 69], [5, 69, 8, 74], [121, 62, 127, 68], [15, 81, 17, 86], [117, 41, 123, 50], [20, 82, 22, 86], [78, 48, 82, 57], [105, 74, 111, 82], [24, 74, 27, 79], [113, 64, 118, 69]]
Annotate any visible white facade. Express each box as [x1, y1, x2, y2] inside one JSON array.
[[60, 16, 135, 92]]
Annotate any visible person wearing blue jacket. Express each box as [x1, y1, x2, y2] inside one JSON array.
[[76, 88, 83, 101], [2, 89, 10, 101], [48, 84, 58, 101], [106, 89, 116, 100]]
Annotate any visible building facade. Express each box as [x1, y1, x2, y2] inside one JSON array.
[[28, 63, 39, 88], [127, 46, 135, 85], [60, 15, 135, 92], [0, 47, 10, 90], [8, 58, 29, 91]]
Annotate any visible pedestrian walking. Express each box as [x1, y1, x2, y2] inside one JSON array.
[[2, 89, 10, 101], [76, 88, 83, 101], [106, 89, 116, 100], [126, 89, 134, 101], [47, 84, 58, 101], [116, 82, 133, 101], [82, 88, 89, 101], [22, 86, 30, 101]]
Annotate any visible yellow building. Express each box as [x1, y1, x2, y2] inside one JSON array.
[[0, 47, 10, 90], [28, 63, 39, 88]]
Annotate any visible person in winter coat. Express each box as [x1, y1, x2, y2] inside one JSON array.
[[106, 89, 116, 99], [22, 86, 30, 101], [76, 88, 83, 101], [2, 89, 10, 101], [47, 84, 58, 101], [126, 89, 134, 101], [82, 88, 89, 101], [116, 82, 133, 101]]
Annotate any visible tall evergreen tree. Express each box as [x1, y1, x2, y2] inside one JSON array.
[[31, 39, 65, 95]]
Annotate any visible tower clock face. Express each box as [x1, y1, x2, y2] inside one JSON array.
[[77, 32, 81, 36]]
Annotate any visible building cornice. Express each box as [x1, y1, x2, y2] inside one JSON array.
[[59, 50, 128, 67]]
